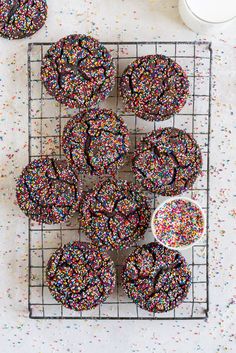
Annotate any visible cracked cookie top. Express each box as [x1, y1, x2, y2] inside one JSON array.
[[16, 157, 83, 224], [122, 242, 191, 313], [62, 108, 130, 176], [0, 0, 47, 39], [46, 241, 116, 311], [41, 34, 116, 108], [80, 178, 151, 251], [120, 54, 189, 121], [132, 127, 202, 195]]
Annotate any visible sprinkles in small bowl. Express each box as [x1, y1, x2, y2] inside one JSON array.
[[151, 197, 205, 250]]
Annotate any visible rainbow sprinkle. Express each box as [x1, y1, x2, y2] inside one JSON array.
[[153, 198, 205, 248]]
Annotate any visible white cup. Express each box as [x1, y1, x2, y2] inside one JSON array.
[[151, 196, 206, 251], [179, 0, 236, 33]]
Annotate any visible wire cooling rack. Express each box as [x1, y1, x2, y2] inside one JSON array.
[[28, 41, 212, 320]]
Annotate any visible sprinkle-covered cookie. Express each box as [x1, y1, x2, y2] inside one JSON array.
[[46, 241, 116, 311], [80, 178, 151, 251], [16, 158, 83, 224], [0, 0, 47, 39], [62, 108, 130, 175], [132, 127, 202, 195], [122, 242, 191, 313], [41, 34, 116, 109], [152, 197, 205, 249], [120, 54, 189, 121]]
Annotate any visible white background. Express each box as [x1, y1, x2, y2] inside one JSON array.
[[0, 0, 235, 352]]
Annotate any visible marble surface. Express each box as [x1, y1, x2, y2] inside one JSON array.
[[0, 0, 235, 352]]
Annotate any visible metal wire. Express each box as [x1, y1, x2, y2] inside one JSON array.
[[28, 41, 212, 320]]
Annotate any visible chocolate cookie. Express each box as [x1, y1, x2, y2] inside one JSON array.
[[120, 54, 189, 121], [62, 108, 130, 175], [41, 34, 116, 109], [0, 0, 47, 39], [132, 128, 202, 195], [122, 242, 191, 313], [16, 158, 83, 224], [80, 178, 151, 251], [46, 241, 116, 311]]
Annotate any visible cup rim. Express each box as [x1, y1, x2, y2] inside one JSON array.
[[151, 196, 206, 251], [183, 0, 236, 25]]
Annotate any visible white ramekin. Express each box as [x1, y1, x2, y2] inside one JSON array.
[[151, 196, 206, 251]]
